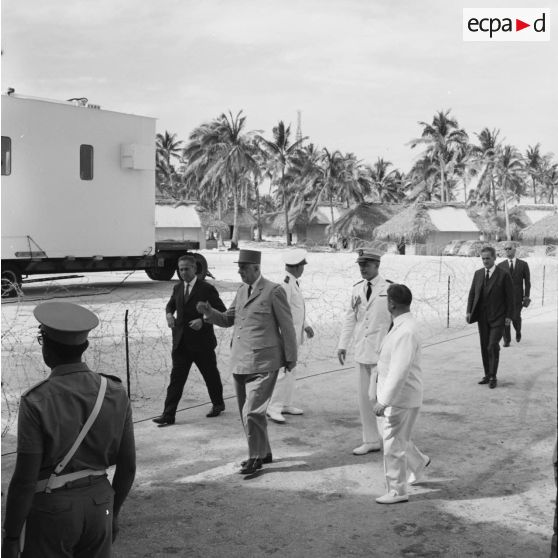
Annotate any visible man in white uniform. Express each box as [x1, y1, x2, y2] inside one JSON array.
[[267, 249, 314, 423], [374, 283, 430, 504], [337, 249, 392, 455]]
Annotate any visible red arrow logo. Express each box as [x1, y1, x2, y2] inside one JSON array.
[[516, 19, 530, 31]]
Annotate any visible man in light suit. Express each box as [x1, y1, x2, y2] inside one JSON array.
[[497, 242, 531, 347], [267, 248, 314, 423], [197, 249, 297, 475], [153, 255, 227, 427], [374, 284, 429, 504], [467, 245, 514, 389], [337, 249, 392, 456]]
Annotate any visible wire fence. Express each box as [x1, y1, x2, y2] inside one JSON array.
[[2, 247, 557, 439]]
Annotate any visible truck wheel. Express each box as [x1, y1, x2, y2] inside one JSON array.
[[1, 266, 22, 298], [145, 265, 176, 281], [192, 253, 208, 279]]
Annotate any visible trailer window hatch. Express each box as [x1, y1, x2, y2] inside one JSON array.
[[1, 136, 11, 176], [80, 144, 94, 180]]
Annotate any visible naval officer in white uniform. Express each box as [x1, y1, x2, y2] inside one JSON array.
[[267, 249, 314, 423], [337, 249, 392, 455]]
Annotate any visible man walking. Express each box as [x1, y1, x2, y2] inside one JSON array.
[[153, 254, 227, 427], [2, 301, 136, 557], [267, 248, 314, 424], [497, 242, 531, 346], [374, 284, 429, 504], [337, 249, 392, 455], [197, 249, 297, 475], [466, 245, 514, 389]]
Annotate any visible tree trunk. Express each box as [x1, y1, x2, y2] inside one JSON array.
[[254, 179, 262, 242], [532, 177, 537, 204], [230, 180, 240, 251], [282, 170, 291, 246], [439, 156, 445, 203], [502, 178, 511, 240], [216, 196, 225, 248]]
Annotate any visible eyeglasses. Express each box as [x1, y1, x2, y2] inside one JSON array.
[[37, 334, 44, 345]]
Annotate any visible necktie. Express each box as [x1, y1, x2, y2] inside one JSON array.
[[366, 281, 372, 301], [296, 280, 299, 287], [248, 285, 252, 298], [509, 260, 514, 274], [485, 270, 490, 284], [185, 282, 190, 299]]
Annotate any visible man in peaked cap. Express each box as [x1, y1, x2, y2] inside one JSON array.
[[197, 249, 297, 475], [337, 248, 392, 456], [267, 248, 314, 423], [2, 302, 136, 558]]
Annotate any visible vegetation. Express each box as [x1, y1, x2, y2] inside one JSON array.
[[155, 108, 557, 246]]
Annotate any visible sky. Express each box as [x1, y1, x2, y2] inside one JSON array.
[[1, 0, 557, 172]]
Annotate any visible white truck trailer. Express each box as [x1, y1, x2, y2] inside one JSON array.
[[1, 93, 207, 297]]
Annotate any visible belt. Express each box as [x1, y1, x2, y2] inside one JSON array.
[[36, 468, 107, 493]]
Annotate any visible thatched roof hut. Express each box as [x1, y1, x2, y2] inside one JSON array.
[[194, 207, 229, 235], [222, 207, 257, 227], [328, 203, 402, 239], [519, 213, 558, 243]]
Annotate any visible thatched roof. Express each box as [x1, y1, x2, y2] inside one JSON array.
[[520, 213, 558, 242], [374, 203, 481, 242], [467, 207, 504, 236], [194, 207, 229, 234], [222, 207, 257, 227], [261, 204, 347, 234], [328, 203, 402, 239]]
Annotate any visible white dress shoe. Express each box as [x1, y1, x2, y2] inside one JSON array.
[[352, 442, 381, 455], [408, 457, 431, 485], [266, 409, 286, 423], [282, 406, 304, 415], [376, 490, 408, 504]]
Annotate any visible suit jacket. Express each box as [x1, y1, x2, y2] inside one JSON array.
[[166, 278, 226, 351], [466, 266, 514, 326], [497, 258, 531, 304], [377, 312, 422, 408], [205, 276, 298, 375], [337, 275, 392, 364]]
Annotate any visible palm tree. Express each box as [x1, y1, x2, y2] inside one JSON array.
[[368, 157, 404, 203], [156, 131, 184, 197], [525, 144, 543, 203], [338, 152, 371, 208], [409, 110, 469, 202], [406, 154, 439, 202], [471, 128, 501, 211], [184, 112, 259, 249], [257, 121, 305, 245], [496, 145, 524, 239]]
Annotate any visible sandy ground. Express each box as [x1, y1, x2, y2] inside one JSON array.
[[1, 250, 557, 557]]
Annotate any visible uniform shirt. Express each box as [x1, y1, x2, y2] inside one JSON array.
[[282, 271, 308, 345], [377, 312, 423, 408], [17, 362, 133, 479], [337, 274, 391, 364]]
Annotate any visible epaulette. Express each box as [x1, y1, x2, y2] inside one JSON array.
[[353, 279, 364, 287], [284, 276, 290, 283], [22, 379, 49, 397], [99, 373, 122, 383]]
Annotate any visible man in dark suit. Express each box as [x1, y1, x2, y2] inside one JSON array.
[[466, 245, 514, 389], [497, 242, 531, 347], [152, 254, 227, 426]]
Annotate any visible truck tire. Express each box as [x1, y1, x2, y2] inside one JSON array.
[[192, 253, 208, 279], [145, 265, 176, 281], [1, 265, 22, 298]]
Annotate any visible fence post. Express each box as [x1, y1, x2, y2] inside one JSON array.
[[125, 310, 131, 399], [447, 275, 450, 328], [541, 265, 546, 307]]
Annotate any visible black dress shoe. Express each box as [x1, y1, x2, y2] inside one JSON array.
[[206, 404, 225, 418], [239, 458, 262, 474], [241, 453, 272, 467], [478, 377, 489, 384], [152, 415, 175, 427], [489, 379, 497, 389], [503, 341, 510, 347], [516, 333, 521, 342]]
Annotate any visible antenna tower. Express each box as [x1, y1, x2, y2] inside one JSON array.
[[296, 110, 303, 143]]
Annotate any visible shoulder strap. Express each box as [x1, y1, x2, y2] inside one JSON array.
[[52, 376, 107, 476]]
